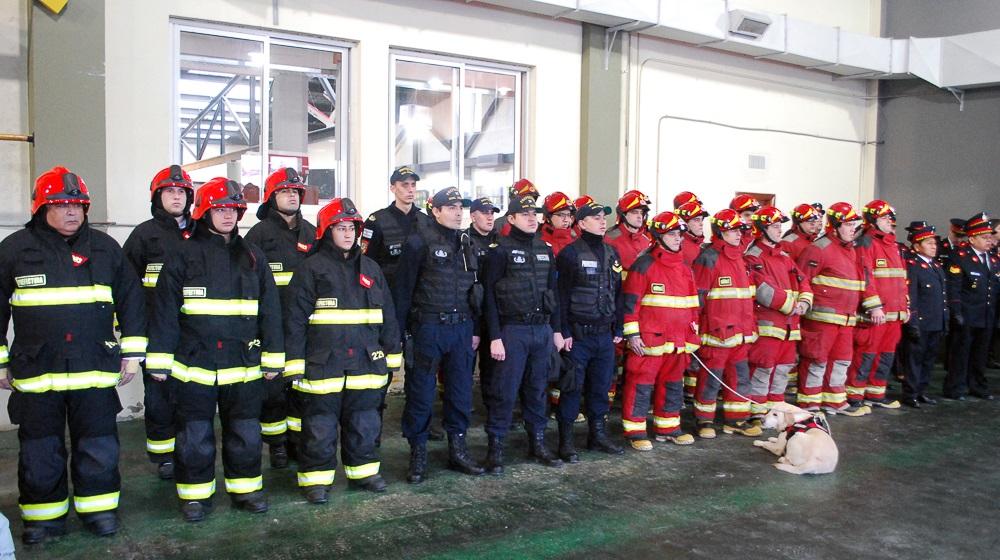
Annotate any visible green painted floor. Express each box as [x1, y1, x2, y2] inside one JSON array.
[[3, 369, 999, 559]]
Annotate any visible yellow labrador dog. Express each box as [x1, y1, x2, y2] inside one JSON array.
[[754, 402, 838, 475]]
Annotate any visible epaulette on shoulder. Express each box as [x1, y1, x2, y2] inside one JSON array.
[[694, 246, 719, 268], [605, 228, 622, 240], [814, 237, 832, 249], [631, 253, 653, 274], [745, 245, 763, 257], [855, 235, 873, 248]]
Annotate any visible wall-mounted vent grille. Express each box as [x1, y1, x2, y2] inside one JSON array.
[[748, 154, 767, 170]]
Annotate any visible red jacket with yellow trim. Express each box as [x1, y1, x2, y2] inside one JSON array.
[[681, 232, 704, 268], [606, 223, 653, 272], [146, 226, 284, 382], [540, 224, 577, 257], [744, 240, 805, 340], [780, 228, 815, 263], [796, 235, 864, 326], [282, 243, 401, 389], [0, 219, 146, 393], [622, 244, 700, 354], [855, 229, 908, 321], [693, 239, 756, 347]]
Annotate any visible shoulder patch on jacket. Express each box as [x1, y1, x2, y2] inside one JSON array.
[[814, 237, 832, 249], [855, 235, 873, 248], [745, 245, 763, 257]]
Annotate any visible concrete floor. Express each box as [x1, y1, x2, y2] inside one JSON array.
[[2, 368, 999, 559]]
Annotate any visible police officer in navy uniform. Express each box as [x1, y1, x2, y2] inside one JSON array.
[[482, 194, 565, 473], [393, 187, 485, 483], [362, 167, 432, 403], [943, 213, 999, 400], [467, 197, 501, 403], [901, 222, 948, 407], [554, 200, 625, 462]]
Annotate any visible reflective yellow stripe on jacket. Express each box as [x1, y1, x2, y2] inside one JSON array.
[[181, 298, 258, 316], [639, 294, 699, 308], [872, 268, 906, 279], [12, 371, 120, 393], [11, 284, 113, 307], [170, 363, 262, 385], [811, 275, 864, 291], [308, 308, 383, 325], [705, 287, 755, 300]]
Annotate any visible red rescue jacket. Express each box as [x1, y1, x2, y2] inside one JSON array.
[[744, 239, 805, 341], [796, 234, 866, 326], [622, 244, 700, 355], [855, 229, 909, 322], [693, 238, 756, 348]]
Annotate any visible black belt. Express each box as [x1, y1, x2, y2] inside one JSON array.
[[502, 313, 550, 325], [415, 312, 470, 325], [571, 323, 611, 337]]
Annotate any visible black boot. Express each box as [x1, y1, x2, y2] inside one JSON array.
[[528, 432, 563, 467], [83, 512, 120, 537], [180, 500, 212, 523], [587, 417, 624, 455], [407, 443, 427, 484], [157, 460, 175, 480], [447, 433, 485, 476], [231, 490, 268, 514], [558, 422, 579, 464], [484, 435, 505, 475], [21, 521, 66, 545], [428, 423, 446, 441], [304, 486, 329, 504], [349, 474, 388, 493], [269, 443, 289, 469]]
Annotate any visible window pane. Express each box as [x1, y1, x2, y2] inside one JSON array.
[[393, 60, 459, 207], [177, 32, 263, 185], [268, 44, 345, 203], [463, 70, 517, 208]]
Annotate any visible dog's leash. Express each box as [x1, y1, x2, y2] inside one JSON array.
[[689, 351, 832, 435]]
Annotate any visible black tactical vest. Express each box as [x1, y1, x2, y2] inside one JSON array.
[[494, 234, 554, 319], [411, 224, 476, 314], [373, 206, 430, 284], [567, 238, 617, 324]]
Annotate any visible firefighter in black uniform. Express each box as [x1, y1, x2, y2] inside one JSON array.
[[468, 197, 500, 403], [361, 166, 432, 434], [901, 221, 949, 407], [554, 200, 625, 462], [0, 166, 146, 544], [123, 165, 196, 481], [392, 187, 485, 483], [482, 194, 565, 473], [943, 213, 998, 400], [244, 167, 317, 469], [284, 198, 402, 503], [147, 177, 284, 522]]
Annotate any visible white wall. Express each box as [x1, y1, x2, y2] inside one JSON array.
[[104, 0, 582, 228], [625, 27, 878, 219], [0, 0, 31, 430]]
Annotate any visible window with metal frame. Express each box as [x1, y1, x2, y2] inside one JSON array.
[[172, 22, 350, 203], [390, 52, 525, 210]]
